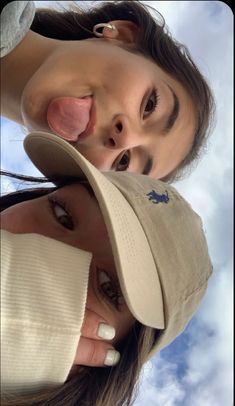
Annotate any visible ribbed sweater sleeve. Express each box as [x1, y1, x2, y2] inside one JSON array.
[[1, 230, 92, 396], [1, 1, 35, 58]]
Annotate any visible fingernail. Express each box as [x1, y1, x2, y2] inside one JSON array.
[[104, 350, 120, 366], [97, 323, 115, 340]]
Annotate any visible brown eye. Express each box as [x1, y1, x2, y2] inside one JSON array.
[[116, 151, 130, 171], [49, 198, 74, 230], [98, 269, 124, 309], [144, 89, 159, 117]]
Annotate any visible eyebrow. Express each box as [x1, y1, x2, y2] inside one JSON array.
[[142, 156, 153, 175], [162, 86, 180, 134]]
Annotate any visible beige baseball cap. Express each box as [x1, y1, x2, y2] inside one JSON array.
[[24, 131, 213, 355]]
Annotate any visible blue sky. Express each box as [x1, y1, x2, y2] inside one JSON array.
[[1, 1, 233, 405]]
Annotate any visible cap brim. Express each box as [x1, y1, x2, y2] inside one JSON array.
[[24, 131, 164, 329]]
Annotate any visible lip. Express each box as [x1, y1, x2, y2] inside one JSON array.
[[78, 99, 96, 140]]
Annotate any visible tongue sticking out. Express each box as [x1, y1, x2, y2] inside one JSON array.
[[46, 96, 92, 141]]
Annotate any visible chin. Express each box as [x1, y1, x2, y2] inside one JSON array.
[[21, 91, 50, 133], [21, 106, 50, 133]]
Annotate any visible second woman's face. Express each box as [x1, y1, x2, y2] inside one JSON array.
[[0, 184, 135, 344], [21, 37, 196, 180]]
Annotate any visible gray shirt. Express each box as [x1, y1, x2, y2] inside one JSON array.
[[0, 1, 35, 58]]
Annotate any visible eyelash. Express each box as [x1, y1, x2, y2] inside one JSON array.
[[48, 196, 74, 230], [97, 268, 124, 311], [116, 150, 130, 172], [144, 88, 160, 117]]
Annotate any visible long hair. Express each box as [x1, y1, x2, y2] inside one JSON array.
[[0, 171, 160, 406], [30, 0, 215, 183]]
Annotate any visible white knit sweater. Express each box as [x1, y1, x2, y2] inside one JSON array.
[[1, 1, 35, 58], [1, 230, 92, 395]]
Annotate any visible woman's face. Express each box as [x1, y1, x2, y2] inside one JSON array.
[[21, 37, 196, 179], [0, 184, 135, 344]]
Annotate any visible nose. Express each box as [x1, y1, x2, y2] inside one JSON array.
[[104, 114, 141, 150]]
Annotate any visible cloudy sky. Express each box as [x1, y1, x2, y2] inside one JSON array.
[[1, 1, 233, 405]]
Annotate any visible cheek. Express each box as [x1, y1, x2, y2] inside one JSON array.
[[1, 204, 40, 234], [21, 54, 77, 129], [75, 144, 113, 171], [24, 45, 90, 100], [84, 226, 110, 258], [78, 206, 112, 258]]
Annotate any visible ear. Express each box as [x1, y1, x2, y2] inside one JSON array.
[[102, 20, 139, 44]]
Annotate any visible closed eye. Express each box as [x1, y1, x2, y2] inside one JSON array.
[[48, 196, 74, 230]]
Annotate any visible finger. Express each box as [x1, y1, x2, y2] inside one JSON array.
[[74, 336, 120, 367], [81, 308, 116, 341]]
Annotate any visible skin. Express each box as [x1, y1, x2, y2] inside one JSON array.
[[1, 20, 196, 179], [0, 183, 135, 368]]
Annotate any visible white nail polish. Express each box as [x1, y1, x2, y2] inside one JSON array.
[[97, 323, 115, 340], [104, 350, 120, 366]]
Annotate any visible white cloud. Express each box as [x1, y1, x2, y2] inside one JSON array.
[[183, 264, 233, 404], [1, 119, 42, 193], [134, 359, 185, 406], [134, 262, 233, 406], [133, 2, 233, 405]]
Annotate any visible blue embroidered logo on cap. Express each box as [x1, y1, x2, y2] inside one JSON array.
[[146, 190, 169, 204]]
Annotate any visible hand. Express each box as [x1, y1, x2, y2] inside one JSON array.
[[73, 308, 120, 367]]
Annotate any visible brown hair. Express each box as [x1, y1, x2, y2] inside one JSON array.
[[30, 0, 215, 183], [0, 171, 160, 405], [1, 324, 157, 406]]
